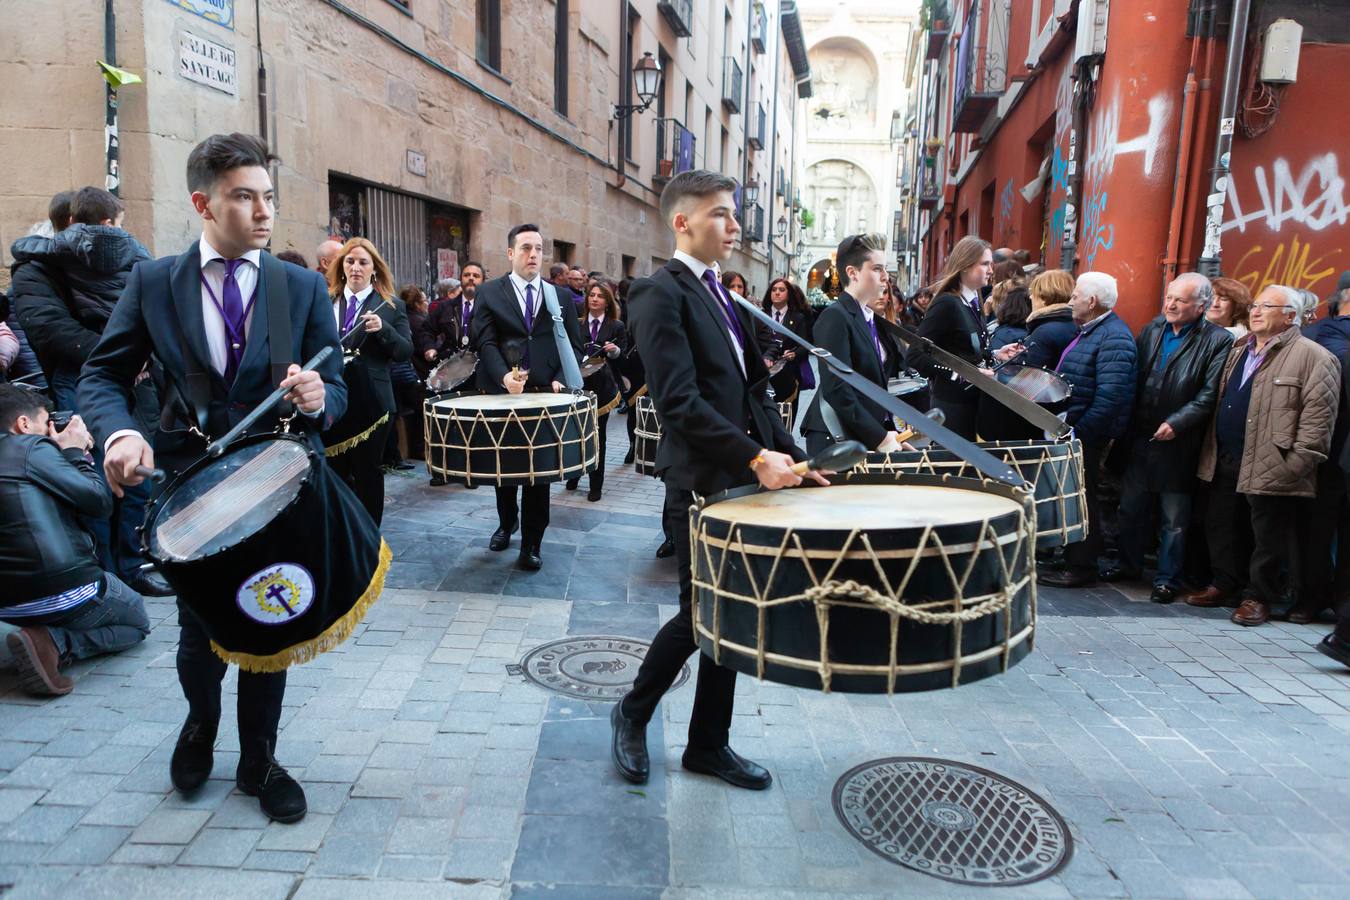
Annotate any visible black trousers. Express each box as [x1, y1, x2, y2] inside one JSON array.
[[1296, 461, 1350, 607], [1206, 465, 1297, 602], [328, 419, 390, 526], [177, 600, 285, 760], [495, 484, 550, 545], [589, 412, 610, 493], [1064, 441, 1105, 575], [623, 484, 736, 750], [931, 391, 979, 440]]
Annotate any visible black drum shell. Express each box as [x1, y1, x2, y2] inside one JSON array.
[[634, 396, 793, 479], [324, 356, 386, 450], [691, 475, 1035, 694], [850, 439, 1085, 548], [424, 390, 598, 486]]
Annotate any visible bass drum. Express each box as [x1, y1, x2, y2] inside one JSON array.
[[633, 395, 793, 478], [424, 390, 598, 486], [691, 474, 1036, 693]]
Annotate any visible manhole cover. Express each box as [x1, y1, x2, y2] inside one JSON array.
[[514, 636, 689, 701], [832, 757, 1072, 886]]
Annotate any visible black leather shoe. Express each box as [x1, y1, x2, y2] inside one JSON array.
[[624, 448, 636, 464], [565, 478, 579, 491], [587, 487, 602, 502], [170, 720, 216, 794], [1100, 565, 1141, 584], [1317, 633, 1350, 669], [682, 746, 772, 791], [130, 571, 176, 597], [518, 545, 542, 570], [237, 755, 307, 824], [393, 461, 415, 471], [429, 474, 446, 486], [1039, 569, 1098, 589], [489, 523, 518, 552], [655, 539, 675, 559], [1150, 585, 1178, 604], [610, 700, 649, 784]]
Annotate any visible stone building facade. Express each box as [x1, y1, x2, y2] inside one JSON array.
[[2, 0, 810, 294], [795, 0, 917, 291]]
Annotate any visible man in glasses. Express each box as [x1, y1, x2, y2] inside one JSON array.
[[1188, 284, 1340, 626]]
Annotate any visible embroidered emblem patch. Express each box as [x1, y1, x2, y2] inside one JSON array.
[[237, 563, 315, 625]]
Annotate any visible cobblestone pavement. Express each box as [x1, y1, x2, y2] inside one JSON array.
[[2, 413, 1350, 898]]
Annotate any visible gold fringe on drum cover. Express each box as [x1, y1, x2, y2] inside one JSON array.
[[323, 412, 390, 458], [209, 538, 393, 673], [596, 390, 622, 417]]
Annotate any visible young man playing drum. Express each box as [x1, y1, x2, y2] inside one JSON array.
[[801, 233, 907, 456], [611, 170, 823, 790], [79, 133, 346, 824], [470, 225, 584, 570]]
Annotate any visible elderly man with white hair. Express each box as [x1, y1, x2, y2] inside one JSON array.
[[1039, 271, 1138, 589], [1188, 284, 1341, 626], [1102, 273, 1234, 603]]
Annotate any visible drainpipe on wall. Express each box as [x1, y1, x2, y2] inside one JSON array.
[[1162, 3, 1212, 284], [1197, 0, 1253, 277], [766, 7, 783, 275], [255, 0, 269, 145], [104, 0, 119, 196], [1060, 59, 1096, 273]]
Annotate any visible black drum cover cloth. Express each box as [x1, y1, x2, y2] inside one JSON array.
[[632, 395, 794, 478], [423, 391, 599, 487], [323, 356, 389, 457], [143, 433, 390, 673], [690, 474, 1037, 694], [851, 440, 1087, 549]]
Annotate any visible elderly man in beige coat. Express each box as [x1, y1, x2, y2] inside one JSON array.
[[1187, 284, 1341, 625]]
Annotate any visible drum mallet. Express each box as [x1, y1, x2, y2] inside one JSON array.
[[133, 465, 166, 484], [790, 439, 868, 476], [206, 346, 334, 458]]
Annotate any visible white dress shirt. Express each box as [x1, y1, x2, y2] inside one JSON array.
[[674, 249, 745, 375], [858, 300, 886, 365], [508, 272, 543, 326], [335, 283, 374, 331], [199, 236, 262, 376]]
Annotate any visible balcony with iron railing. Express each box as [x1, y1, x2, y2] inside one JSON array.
[[752, 3, 768, 53], [741, 202, 765, 243], [747, 102, 766, 150], [654, 118, 696, 184], [722, 57, 743, 113], [918, 172, 942, 210], [924, 0, 951, 60], [953, 0, 1009, 132], [657, 0, 693, 38]]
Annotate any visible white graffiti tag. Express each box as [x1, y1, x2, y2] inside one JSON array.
[[1223, 153, 1350, 234], [1086, 92, 1172, 183]]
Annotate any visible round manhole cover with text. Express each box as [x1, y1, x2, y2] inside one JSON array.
[[832, 757, 1072, 886], [516, 636, 689, 701]]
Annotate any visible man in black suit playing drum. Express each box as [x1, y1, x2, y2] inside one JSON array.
[[611, 171, 823, 791], [470, 225, 584, 570]]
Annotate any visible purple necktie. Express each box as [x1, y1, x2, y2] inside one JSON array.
[[867, 316, 885, 365], [701, 269, 744, 348], [523, 285, 535, 332], [201, 258, 249, 384], [343, 293, 361, 333], [462, 300, 472, 331], [590, 318, 600, 343]]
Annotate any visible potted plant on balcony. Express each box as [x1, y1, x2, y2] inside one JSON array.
[[659, 158, 674, 178]]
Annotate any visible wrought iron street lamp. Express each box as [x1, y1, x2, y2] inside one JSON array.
[[612, 52, 664, 120], [744, 179, 760, 204], [776, 214, 788, 239]]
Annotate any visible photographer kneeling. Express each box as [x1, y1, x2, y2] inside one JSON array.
[[0, 385, 149, 695]]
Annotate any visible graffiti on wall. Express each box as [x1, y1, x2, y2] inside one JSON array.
[[1224, 152, 1348, 296], [998, 178, 1015, 239]]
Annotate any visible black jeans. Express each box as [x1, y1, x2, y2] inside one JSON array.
[[1064, 442, 1105, 575], [1206, 465, 1296, 602], [177, 600, 285, 761], [623, 484, 737, 750], [495, 484, 550, 545]]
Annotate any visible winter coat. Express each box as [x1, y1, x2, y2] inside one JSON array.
[[989, 322, 1028, 352], [1057, 310, 1138, 444], [1127, 316, 1234, 492], [9, 224, 151, 373], [1302, 315, 1350, 369], [0, 322, 17, 373], [1197, 326, 1340, 497], [1021, 304, 1077, 370]]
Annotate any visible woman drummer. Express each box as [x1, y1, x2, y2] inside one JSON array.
[[906, 236, 1019, 438], [324, 238, 412, 525], [566, 280, 628, 501], [757, 277, 815, 429]]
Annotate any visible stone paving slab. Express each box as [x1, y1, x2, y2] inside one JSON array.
[[2, 415, 1350, 896]]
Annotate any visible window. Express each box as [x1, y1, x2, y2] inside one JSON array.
[[476, 0, 501, 72], [621, 4, 639, 162], [554, 0, 569, 115], [553, 239, 575, 265]]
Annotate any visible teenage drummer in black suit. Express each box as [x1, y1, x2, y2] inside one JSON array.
[[565, 280, 627, 502], [756, 277, 815, 429], [79, 133, 347, 824], [470, 225, 583, 570], [800, 234, 907, 457], [324, 238, 412, 526], [611, 170, 821, 792]]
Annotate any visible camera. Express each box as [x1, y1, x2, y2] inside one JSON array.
[[49, 410, 74, 432]]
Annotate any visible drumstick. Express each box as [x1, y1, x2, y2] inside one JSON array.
[[893, 408, 947, 445], [206, 346, 334, 458], [133, 465, 166, 484], [790, 440, 867, 475]]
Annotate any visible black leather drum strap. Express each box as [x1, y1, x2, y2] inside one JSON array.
[[165, 267, 211, 436], [260, 252, 294, 416]]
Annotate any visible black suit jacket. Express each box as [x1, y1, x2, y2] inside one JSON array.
[[755, 305, 814, 403], [800, 293, 891, 449], [338, 291, 412, 416], [77, 245, 347, 476], [582, 316, 628, 408], [628, 259, 803, 494], [906, 291, 992, 403], [471, 275, 583, 393]]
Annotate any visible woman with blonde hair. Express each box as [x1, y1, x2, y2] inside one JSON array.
[[1020, 268, 1079, 370], [323, 237, 412, 525], [905, 235, 1012, 438]]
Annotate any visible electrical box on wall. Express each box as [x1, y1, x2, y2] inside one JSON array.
[[1074, 0, 1110, 62], [1260, 18, 1302, 84]]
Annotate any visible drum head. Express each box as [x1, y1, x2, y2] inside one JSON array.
[[432, 392, 581, 411], [702, 483, 1023, 530], [996, 364, 1071, 403], [427, 351, 478, 392], [150, 439, 312, 562], [580, 355, 608, 377], [888, 374, 929, 396]]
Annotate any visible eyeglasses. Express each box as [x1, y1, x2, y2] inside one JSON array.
[[1250, 303, 1294, 313]]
